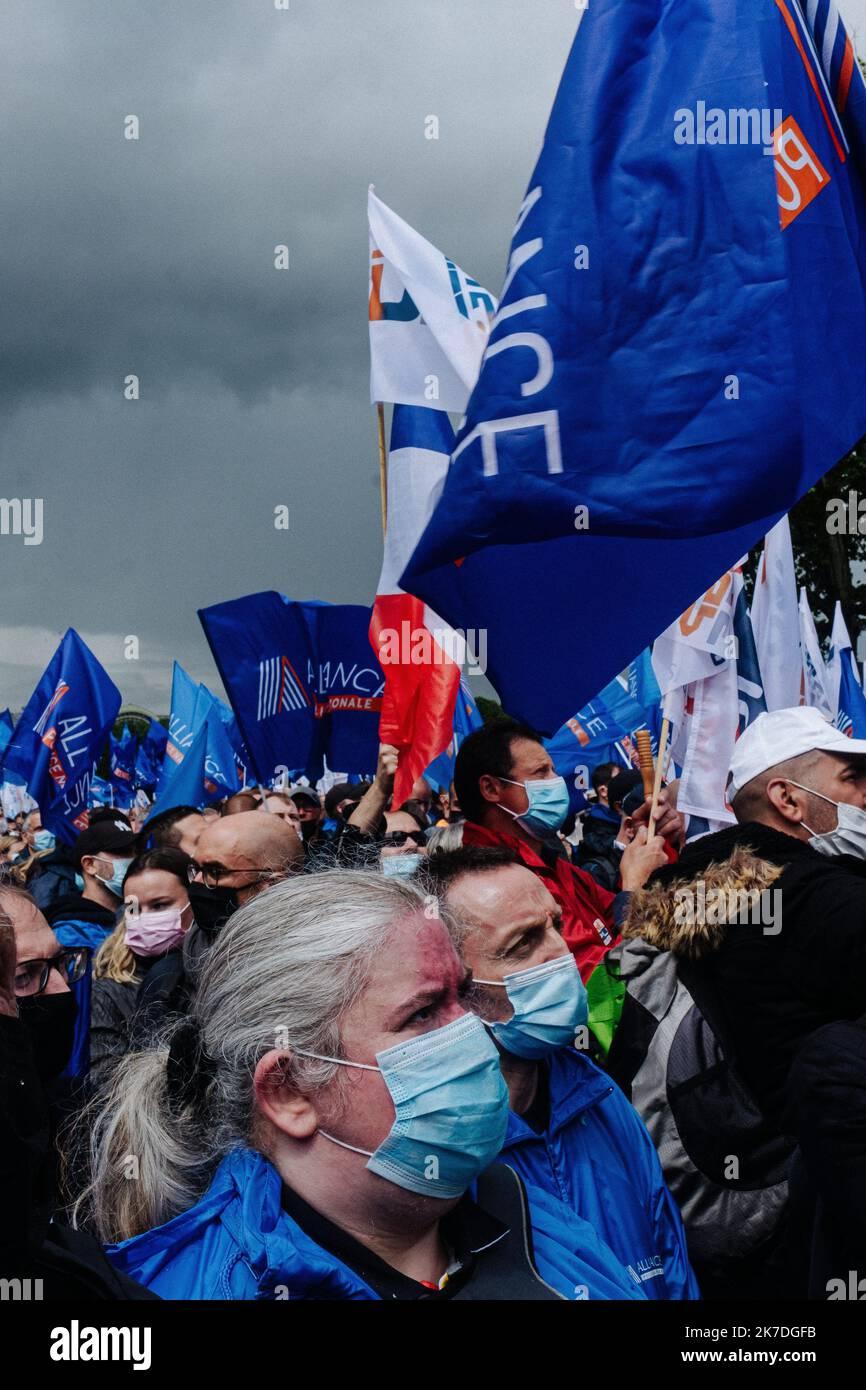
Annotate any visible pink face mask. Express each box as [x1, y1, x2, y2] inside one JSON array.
[[125, 904, 190, 958]]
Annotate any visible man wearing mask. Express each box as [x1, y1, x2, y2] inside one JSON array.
[[622, 705, 866, 1129], [422, 846, 698, 1300], [0, 897, 156, 1297], [453, 720, 676, 980], [133, 810, 303, 1041], [42, 818, 138, 1077], [10, 809, 79, 911]]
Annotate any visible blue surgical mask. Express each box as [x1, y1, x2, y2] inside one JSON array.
[[297, 1013, 509, 1198], [33, 829, 56, 853], [95, 857, 133, 898], [474, 954, 587, 1059], [381, 852, 422, 878], [501, 775, 569, 836]]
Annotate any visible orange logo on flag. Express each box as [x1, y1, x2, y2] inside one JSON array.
[[773, 116, 830, 230], [679, 575, 732, 638]]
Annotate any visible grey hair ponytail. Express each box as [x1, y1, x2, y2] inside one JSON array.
[[74, 868, 446, 1242]]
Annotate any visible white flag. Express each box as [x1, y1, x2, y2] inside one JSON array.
[[652, 570, 740, 826], [826, 601, 856, 719], [798, 588, 833, 717], [368, 188, 496, 413], [750, 516, 801, 712]]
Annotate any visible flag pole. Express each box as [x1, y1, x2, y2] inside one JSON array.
[[376, 402, 388, 536], [647, 717, 670, 839]]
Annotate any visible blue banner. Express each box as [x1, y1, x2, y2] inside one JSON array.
[[1, 629, 121, 843], [402, 0, 866, 731], [199, 593, 384, 783]]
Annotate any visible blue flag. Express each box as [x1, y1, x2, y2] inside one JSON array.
[[110, 725, 137, 797], [424, 679, 484, 792], [199, 593, 384, 783], [1, 629, 121, 843], [545, 663, 660, 804], [0, 709, 13, 761], [135, 719, 168, 791], [836, 647, 866, 736], [157, 705, 242, 813], [402, 0, 866, 731], [158, 663, 203, 793]]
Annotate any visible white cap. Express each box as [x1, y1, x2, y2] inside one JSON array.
[[727, 706, 866, 801]]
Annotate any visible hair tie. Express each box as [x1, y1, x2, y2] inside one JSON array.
[[166, 1017, 217, 1112]]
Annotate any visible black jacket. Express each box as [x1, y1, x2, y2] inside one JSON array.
[[89, 957, 159, 1091], [0, 1014, 157, 1299], [644, 820, 866, 1128], [786, 1017, 866, 1297]]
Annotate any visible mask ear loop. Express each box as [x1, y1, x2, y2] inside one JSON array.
[[784, 779, 835, 838], [291, 1047, 381, 1158]]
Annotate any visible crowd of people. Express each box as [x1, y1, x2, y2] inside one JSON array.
[[2, 704, 866, 1301]]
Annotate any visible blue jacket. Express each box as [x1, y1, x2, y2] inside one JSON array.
[[501, 1048, 699, 1299], [107, 1148, 648, 1301], [52, 912, 115, 1079]]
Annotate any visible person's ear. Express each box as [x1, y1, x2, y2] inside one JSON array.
[[766, 777, 803, 823], [80, 854, 97, 878], [253, 1050, 320, 1139], [478, 773, 504, 807]]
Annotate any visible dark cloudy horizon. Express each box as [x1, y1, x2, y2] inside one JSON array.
[[3, 0, 866, 715], [0, 0, 590, 715]]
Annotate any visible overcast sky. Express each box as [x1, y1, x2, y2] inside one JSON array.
[[2, 0, 866, 714]]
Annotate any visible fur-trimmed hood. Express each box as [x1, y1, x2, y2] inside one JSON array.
[[622, 845, 784, 959]]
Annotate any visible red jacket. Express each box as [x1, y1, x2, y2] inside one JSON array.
[[461, 821, 620, 981]]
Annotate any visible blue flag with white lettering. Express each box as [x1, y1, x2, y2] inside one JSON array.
[[157, 705, 241, 812], [157, 663, 203, 794], [1, 629, 121, 842], [402, 0, 866, 731], [199, 593, 384, 783], [545, 661, 661, 805]]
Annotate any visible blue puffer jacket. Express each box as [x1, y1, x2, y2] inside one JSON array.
[[501, 1047, 699, 1299], [107, 1148, 648, 1301]]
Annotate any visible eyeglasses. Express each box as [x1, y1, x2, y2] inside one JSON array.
[[14, 947, 89, 998], [187, 861, 276, 889], [381, 830, 426, 848]]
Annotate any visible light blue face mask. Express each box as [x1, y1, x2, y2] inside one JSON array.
[[381, 852, 422, 878], [501, 775, 569, 837], [474, 953, 588, 1059], [95, 857, 133, 898], [297, 1013, 509, 1198], [33, 829, 56, 853]]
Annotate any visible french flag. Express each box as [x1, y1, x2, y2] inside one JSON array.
[[370, 405, 462, 808]]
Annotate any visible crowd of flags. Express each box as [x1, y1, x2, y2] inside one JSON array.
[[4, 1, 866, 837]]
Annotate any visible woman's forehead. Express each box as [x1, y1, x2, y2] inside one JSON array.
[[357, 916, 460, 1002]]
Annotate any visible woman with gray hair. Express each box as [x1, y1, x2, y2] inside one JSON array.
[[77, 870, 646, 1301]]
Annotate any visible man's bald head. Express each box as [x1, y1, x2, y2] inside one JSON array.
[[195, 810, 303, 903]]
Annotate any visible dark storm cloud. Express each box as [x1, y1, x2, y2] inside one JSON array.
[[0, 0, 579, 709]]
